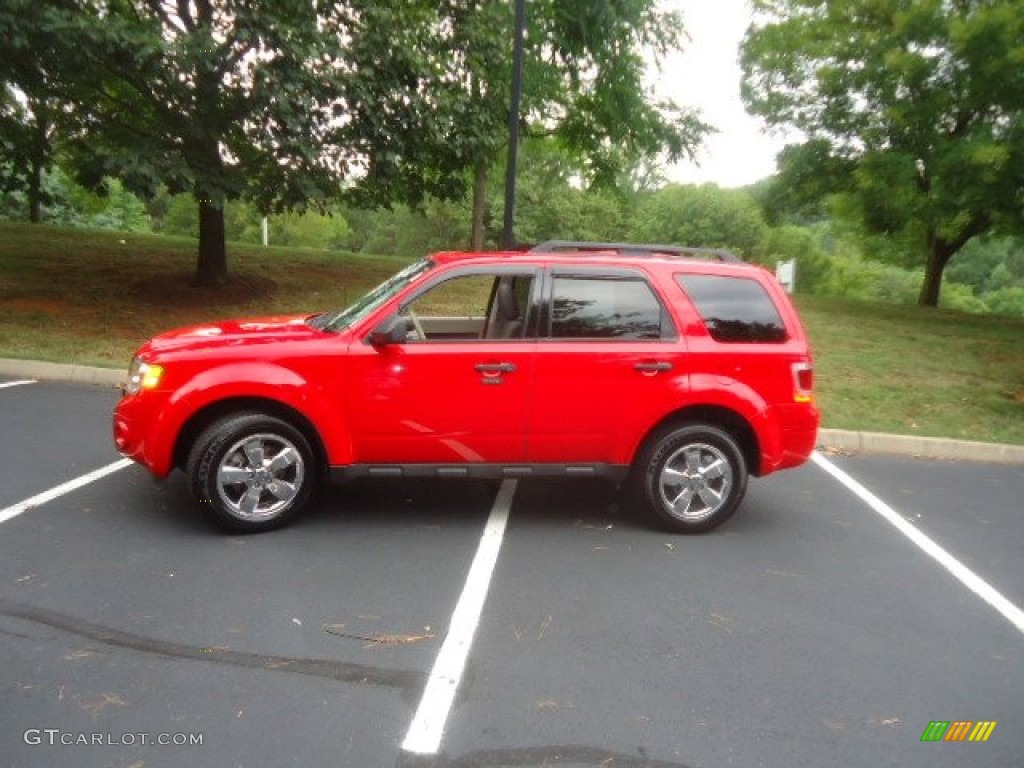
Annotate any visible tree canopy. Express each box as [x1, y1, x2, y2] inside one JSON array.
[[1, 1, 487, 285], [422, 0, 710, 249], [0, 0, 708, 283], [631, 183, 768, 260], [741, 0, 1024, 306]]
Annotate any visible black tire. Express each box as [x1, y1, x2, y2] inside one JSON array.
[[634, 423, 748, 533], [186, 412, 317, 533]]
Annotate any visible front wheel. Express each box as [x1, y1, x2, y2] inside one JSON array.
[[634, 423, 748, 533], [187, 413, 317, 533]]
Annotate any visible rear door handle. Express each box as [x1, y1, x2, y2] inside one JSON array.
[[475, 362, 517, 374], [633, 361, 672, 373]]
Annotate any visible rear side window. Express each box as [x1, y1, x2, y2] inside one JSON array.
[[676, 274, 787, 343], [551, 276, 669, 340]]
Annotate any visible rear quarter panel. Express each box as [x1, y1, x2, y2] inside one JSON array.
[[654, 266, 819, 474]]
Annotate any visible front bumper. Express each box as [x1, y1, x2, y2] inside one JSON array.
[[112, 392, 176, 478]]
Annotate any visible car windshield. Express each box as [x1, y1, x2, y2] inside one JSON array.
[[310, 259, 433, 332]]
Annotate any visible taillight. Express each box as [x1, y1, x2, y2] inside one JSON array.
[[792, 362, 814, 403]]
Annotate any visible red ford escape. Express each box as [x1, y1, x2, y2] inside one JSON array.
[[114, 241, 819, 533]]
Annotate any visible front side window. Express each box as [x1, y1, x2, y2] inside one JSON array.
[[401, 272, 535, 342], [676, 274, 787, 343], [407, 274, 495, 318], [550, 276, 669, 340]]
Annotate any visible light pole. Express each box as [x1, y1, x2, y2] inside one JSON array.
[[501, 0, 526, 249]]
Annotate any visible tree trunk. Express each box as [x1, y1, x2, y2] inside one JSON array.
[[28, 106, 48, 223], [918, 231, 956, 307], [195, 200, 228, 287], [28, 160, 42, 223], [191, 19, 228, 288], [470, 160, 488, 251]]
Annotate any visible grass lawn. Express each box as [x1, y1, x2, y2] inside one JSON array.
[[1, 221, 1022, 444], [797, 295, 1024, 444], [0, 221, 405, 368]]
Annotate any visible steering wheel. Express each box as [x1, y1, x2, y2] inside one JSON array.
[[407, 309, 426, 341]]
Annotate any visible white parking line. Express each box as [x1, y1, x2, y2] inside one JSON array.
[[812, 452, 1024, 635], [401, 479, 516, 755], [0, 379, 36, 389], [0, 458, 133, 526]]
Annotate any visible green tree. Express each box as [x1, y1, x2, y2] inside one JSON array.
[[447, 0, 709, 249], [946, 236, 1024, 295], [749, 140, 857, 227], [630, 184, 769, 260], [0, 43, 62, 223], [985, 285, 1024, 317], [761, 224, 830, 294], [741, 0, 1024, 306], [3, 1, 486, 286]]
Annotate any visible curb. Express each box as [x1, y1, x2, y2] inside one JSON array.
[[0, 358, 123, 388], [817, 428, 1024, 466], [1, 357, 1021, 466]]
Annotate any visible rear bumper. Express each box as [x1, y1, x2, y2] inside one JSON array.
[[760, 403, 820, 474]]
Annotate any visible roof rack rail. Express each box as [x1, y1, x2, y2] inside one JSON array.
[[528, 240, 743, 263]]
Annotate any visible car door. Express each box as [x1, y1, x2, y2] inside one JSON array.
[[526, 268, 688, 465], [347, 268, 539, 464]]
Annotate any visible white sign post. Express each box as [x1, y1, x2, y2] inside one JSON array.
[[776, 259, 796, 294]]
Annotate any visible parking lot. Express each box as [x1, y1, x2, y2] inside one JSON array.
[[1, 378, 1021, 767]]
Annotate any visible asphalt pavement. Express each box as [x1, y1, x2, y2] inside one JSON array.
[[0, 377, 1021, 767]]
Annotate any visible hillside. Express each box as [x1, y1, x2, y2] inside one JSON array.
[[1, 222, 1021, 443]]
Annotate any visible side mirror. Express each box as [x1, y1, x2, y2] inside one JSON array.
[[368, 315, 411, 348]]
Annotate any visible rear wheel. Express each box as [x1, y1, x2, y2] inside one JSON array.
[[187, 413, 316, 532], [634, 423, 748, 533]]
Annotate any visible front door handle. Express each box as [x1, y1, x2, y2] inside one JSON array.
[[634, 361, 672, 373], [475, 362, 517, 374]]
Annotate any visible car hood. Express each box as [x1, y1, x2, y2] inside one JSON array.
[[138, 314, 327, 357]]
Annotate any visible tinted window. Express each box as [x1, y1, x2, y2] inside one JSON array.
[[676, 274, 787, 343], [550, 277, 668, 339]]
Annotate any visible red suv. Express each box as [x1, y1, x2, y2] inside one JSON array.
[[113, 241, 819, 533]]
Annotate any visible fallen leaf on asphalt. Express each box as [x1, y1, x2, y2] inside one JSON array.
[[78, 692, 128, 715], [64, 649, 97, 660], [363, 632, 435, 648], [707, 613, 733, 633], [323, 624, 435, 647], [536, 700, 574, 711], [537, 615, 552, 641], [765, 569, 804, 579]]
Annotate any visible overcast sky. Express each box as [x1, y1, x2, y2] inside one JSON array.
[[653, 0, 790, 188]]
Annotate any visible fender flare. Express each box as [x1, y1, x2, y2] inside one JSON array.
[[160, 362, 351, 475]]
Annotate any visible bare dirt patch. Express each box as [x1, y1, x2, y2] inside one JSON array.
[[1, 298, 73, 315], [133, 272, 277, 308]]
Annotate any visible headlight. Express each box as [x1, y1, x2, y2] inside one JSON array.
[[125, 357, 164, 395]]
